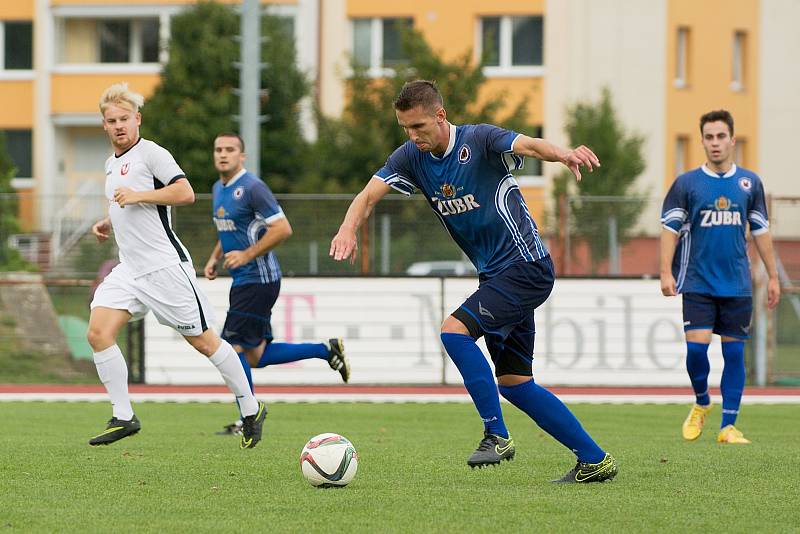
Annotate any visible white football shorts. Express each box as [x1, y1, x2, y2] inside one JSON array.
[[91, 261, 216, 337]]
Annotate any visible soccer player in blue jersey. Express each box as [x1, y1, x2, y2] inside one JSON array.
[[205, 133, 350, 434], [330, 80, 617, 483], [660, 110, 781, 444]]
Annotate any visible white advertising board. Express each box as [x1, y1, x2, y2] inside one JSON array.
[[144, 277, 724, 386]]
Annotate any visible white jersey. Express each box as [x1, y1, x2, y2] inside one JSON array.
[[104, 138, 192, 277]]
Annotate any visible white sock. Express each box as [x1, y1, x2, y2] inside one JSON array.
[[209, 340, 259, 416], [93, 345, 134, 420]]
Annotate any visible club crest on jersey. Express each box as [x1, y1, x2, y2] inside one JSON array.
[[738, 177, 752, 192], [120, 163, 130, 176], [714, 196, 731, 210], [233, 186, 244, 199], [458, 144, 471, 164]]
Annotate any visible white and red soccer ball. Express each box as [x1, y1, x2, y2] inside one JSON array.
[[300, 433, 358, 488]]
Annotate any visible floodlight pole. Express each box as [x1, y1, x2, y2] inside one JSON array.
[[238, 0, 262, 177]]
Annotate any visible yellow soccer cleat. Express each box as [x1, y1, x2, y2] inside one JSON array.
[[717, 425, 751, 444], [682, 403, 713, 441]]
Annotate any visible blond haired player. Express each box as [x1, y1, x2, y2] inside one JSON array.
[[87, 83, 265, 448]]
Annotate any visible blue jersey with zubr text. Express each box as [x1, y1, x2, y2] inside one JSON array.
[[375, 124, 548, 277], [212, 170, 283, 286], [660, 164, 769, 297]]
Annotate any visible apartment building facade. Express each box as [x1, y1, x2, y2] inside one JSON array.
[[2, 0, 798, 244]]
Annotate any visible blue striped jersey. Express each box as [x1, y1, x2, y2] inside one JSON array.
[[661, 164, 769, 297], [212, 170, 283, 286], [375, 123, 548, 277]]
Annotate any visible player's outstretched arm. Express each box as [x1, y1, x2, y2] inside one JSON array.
[[330, 178, 391, 264], [512, 135, 600, 182], [114, 178, 195, 208], [753, 232, 781, 309], [660, 228, 679, 296]]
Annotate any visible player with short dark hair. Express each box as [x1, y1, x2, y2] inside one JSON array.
[[205, 133, 349, 435], [330, 80, 617, 483], [660, 109, 780, 444]]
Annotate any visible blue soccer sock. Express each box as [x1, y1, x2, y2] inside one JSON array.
[[499, 380, 606, 464], [237, 352, 254, 394], [720, 341, 746, 428], [256, 342, 329, 368], [440, 333, 508, 439], [686, 342, 711, 406]]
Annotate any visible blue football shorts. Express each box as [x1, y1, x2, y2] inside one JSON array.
[[682, 292, 752, 339], [452, 256, 555, 377], [222, 281, 280, 348]]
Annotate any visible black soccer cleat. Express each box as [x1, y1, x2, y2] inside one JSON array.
[[89, 415, 141, 446], [467, 432, 515, 468], [551, 453, 618, 483], [240, 401, 267, 449], [327, 338, 350, 383]]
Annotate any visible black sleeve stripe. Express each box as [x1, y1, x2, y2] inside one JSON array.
[[168, 174, 187, 185]]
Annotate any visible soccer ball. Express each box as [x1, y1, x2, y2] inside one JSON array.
[[300, 433, 358, 488]]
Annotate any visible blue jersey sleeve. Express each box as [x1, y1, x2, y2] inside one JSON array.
[[375, 144, 417, 195], [747, 176, 770, 235], [475, 124, 524, 171], [660, 176, 689, 233], [249, 180, 284, 222]]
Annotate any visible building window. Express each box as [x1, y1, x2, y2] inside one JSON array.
[[1, 21, 33, 70], [351, 17, 412, 75], [2, 129, 33, 178], [59, 18, 160, 64], [479, 16, 543, 76], [734, 137, 746, 168], [731, 30, 746, 91], [675, 135, 689, 176], [674, 26, 690, 88]]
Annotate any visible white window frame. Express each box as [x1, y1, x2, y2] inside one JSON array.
[[731, 30, 746, 92], [674, 27, 689, 88], [0, 21, 35, 80], [477, 16, 544, 78], [349, 17, 412, 78], [3, 128, 33, 180], [51, 5, 179, 73], [734, 137, 746, 167]]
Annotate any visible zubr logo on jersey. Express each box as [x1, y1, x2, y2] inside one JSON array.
[[213, 206, 236, 231], [700, 196, 742, 227], [432, 183, 480, 216]]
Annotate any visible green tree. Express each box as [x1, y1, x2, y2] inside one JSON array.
[[140, 1, 309, 193], [552, 88, 646, 273], [307, 26, 534, 193], [0, 131, 32, 271]]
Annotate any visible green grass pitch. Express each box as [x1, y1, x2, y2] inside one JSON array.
[[1, 402, 798, 533]]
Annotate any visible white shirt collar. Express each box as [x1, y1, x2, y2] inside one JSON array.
[[223, 168, 247, 187], [431, 123, 457, 160], [701, 163, 737, 178]]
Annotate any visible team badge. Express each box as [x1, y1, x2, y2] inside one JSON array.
[[441, 183, 456, 198], [233, 186, 244, 199], [738, 177, 752, 192], [458, 144, 471, 164], [120, 163, 130, 176], [216, 206, 226, 218], [714, 196, 731, 210]]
